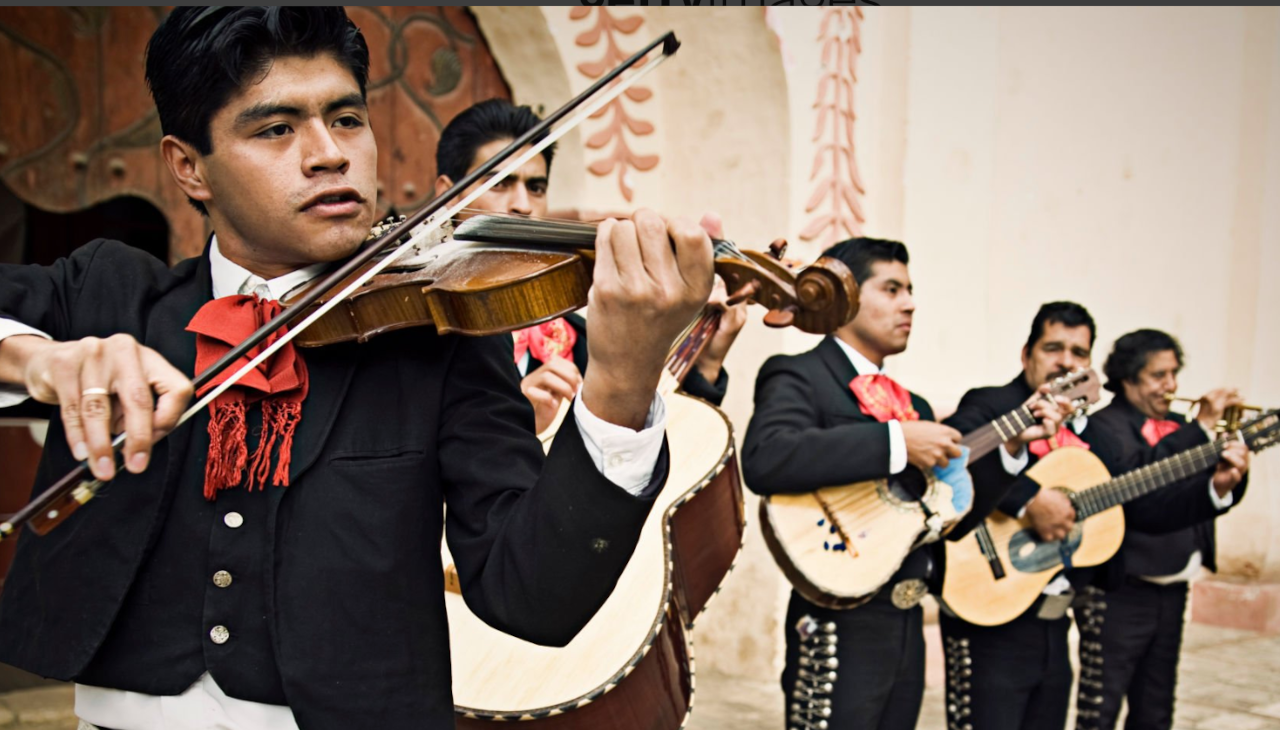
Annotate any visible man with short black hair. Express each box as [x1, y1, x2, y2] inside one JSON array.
[[1073, 329, 1249, 730], [0, 8, 716, 729], [743, 236, 1016, 730]]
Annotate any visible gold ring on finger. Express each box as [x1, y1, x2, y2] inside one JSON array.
[[81, 387, 110, 397]]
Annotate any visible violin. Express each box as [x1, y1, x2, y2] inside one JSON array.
[[0, 30, 855, 542], [286, 213, 860, 346]]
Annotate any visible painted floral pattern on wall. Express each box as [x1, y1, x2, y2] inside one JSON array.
[[799, 8, 866, 246], [568, 7, 659, 202]]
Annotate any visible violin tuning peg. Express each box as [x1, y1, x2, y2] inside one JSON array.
[[763, 305, 799, 329], [768, 238, 789, 261]]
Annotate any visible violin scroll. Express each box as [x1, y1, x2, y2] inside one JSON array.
[[718, 251, 858, 335]]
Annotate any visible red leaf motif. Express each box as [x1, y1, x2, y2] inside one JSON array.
[[808, 153, 824, 182], [576, 26, 603, 48], [589, 158, 617, 176], [804, 180, 831, 213], [625, 87, 652, 103], [799, 214, 833, 241], [813, 107, 830, 142], [569, 7, 592, 20], [614, 15, 644, 34], [625, 116, 654, 136], [586, 128, 613, 149], [631, 153, 659, 171], [578, 60, 608, 78]]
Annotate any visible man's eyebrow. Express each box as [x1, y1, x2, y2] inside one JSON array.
[[233, 94, 366, 129], [325, 93, 366, 115], [234, 102, 303, 129]]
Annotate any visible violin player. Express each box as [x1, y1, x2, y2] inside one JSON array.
[[0, 8, 716, 729], [1073, 329, 1250, 730], [433, 99, 746, 431], [742, 237, 977, 730], [937, 305, 1249, 730]]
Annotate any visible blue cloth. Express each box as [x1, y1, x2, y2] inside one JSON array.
[[934, 445, 973, 516]]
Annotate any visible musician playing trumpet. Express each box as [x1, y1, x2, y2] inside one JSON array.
[[1074, 329, 1250, 730], [937, 306, 1249, 730]]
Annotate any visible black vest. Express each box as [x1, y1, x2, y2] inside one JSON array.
[[76, 403, 288, 704]]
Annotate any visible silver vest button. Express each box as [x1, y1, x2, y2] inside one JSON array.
[[210, 625, 230, 645], [212, 570, 232, 589], [223, 512, 244, 529]]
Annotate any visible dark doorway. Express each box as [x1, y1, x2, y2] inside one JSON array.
[[0, 183, 169, 266]]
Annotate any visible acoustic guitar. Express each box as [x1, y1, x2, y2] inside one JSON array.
[[444, 308, 746, 729], [942, 408, 1279, 626], [761, 370, 1101, 609]]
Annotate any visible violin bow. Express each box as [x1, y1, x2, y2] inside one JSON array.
[[1, 32, 682, 541]]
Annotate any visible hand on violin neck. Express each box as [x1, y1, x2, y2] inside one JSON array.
[[694, 275, 747, 383], [581, 210, 715, 430]]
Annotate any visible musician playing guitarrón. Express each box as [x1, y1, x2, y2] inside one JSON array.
[[433, 99, 745, 432], [743, 238, 1041, 730], [0, 8, 717, 729], [1073, 329, 1250, 730], [938, 304, 1250, 730]]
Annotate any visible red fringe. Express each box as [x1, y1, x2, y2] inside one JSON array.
[[204, 401, 248, 501]]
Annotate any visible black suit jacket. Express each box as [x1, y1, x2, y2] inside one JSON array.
[[521, 311, 729, 407], [0, 241, 668, 729], [1088, 398, 1247, 583], [742, 336, 1011, 594]]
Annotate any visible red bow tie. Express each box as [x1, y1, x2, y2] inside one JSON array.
[[1142, 418, 1180, 446], [187, 295, 309, 500], [849, 374, 919, 424], [512, 317, 578, 365], [1029, 427, 1091, 458]]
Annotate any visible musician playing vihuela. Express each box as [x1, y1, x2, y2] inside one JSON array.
[[0, 7, 718, 729]]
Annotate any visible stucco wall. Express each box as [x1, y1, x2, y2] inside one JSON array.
[[476, 6, 1280, 684]]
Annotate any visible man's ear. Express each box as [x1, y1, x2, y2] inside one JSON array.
[[160, 134, 213, 208], [1021, 344, 1030, 370], [434, 174, 455, 200]]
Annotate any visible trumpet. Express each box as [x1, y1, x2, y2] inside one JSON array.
[[1163, 393, 1266, 433]]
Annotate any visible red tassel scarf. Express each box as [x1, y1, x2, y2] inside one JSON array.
[[186, 295, 309, 500]]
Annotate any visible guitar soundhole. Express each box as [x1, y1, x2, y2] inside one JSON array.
[[1007, 525, 1084, 573], [881, 467, 930, 506]]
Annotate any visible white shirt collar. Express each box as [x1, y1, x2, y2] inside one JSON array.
[[208, 235, 328, 301], [833, 336, 886, 377]]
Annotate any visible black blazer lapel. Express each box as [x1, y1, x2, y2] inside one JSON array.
[[145, 253, 211, 507], [816, 335, 859, 402], [281, 344, 359, 488]]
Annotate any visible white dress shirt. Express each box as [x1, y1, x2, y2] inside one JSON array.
[[2, 237, 667, 729]]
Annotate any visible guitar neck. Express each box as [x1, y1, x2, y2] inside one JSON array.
[[1074, 438, 1223, 519], [960, 405, 1038, 461], [660, 307, 722, 396]]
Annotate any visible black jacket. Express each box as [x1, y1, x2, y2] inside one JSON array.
[[1088, 397, 1247, 583], [0, 240, 668, 729], [741, 336, 1007, 594], [944, 374, 1242, 590]]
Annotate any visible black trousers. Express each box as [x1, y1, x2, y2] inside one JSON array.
[[1075, 580, 1189, 730], [782, 590, 924, 730], [939, 604, 1073, 730]]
